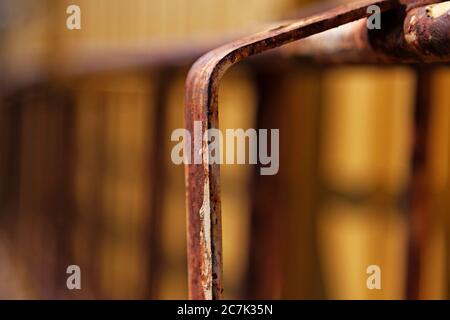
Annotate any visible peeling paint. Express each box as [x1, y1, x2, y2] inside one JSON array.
[[405, 29, 418, 45], [199, 178, 212, 300], [425, 2, 450, 19]]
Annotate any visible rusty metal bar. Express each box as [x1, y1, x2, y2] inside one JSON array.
[[405, 67, 433, 300], [146, 69, 174, 299], [283, 1, 450, 63], [184, 0, 403, 300]]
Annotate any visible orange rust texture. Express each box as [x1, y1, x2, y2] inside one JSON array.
[[284, 1, 450, 63], [184, 0, 400, 300]]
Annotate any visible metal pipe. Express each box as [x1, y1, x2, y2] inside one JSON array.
[[282, 1, 450, 63], [184, 0, 402, 300], [405, 67, 433, 300]]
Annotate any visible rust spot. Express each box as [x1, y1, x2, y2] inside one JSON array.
[[425, 2, 450, 19]]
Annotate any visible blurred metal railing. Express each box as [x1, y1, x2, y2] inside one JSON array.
[[0, 0, 449, 300]]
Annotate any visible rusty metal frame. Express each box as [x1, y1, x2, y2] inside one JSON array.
[[285, 1, 450, 63], [185, 0, 449, 300]]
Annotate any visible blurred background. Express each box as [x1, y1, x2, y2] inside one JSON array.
[[0, 0, 449, 299]]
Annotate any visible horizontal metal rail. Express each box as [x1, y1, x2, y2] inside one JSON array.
[[284, 1, 450, 63], [3, 1, 448, 94]]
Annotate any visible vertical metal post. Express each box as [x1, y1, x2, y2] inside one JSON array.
[[405, 67, 432, 300]]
